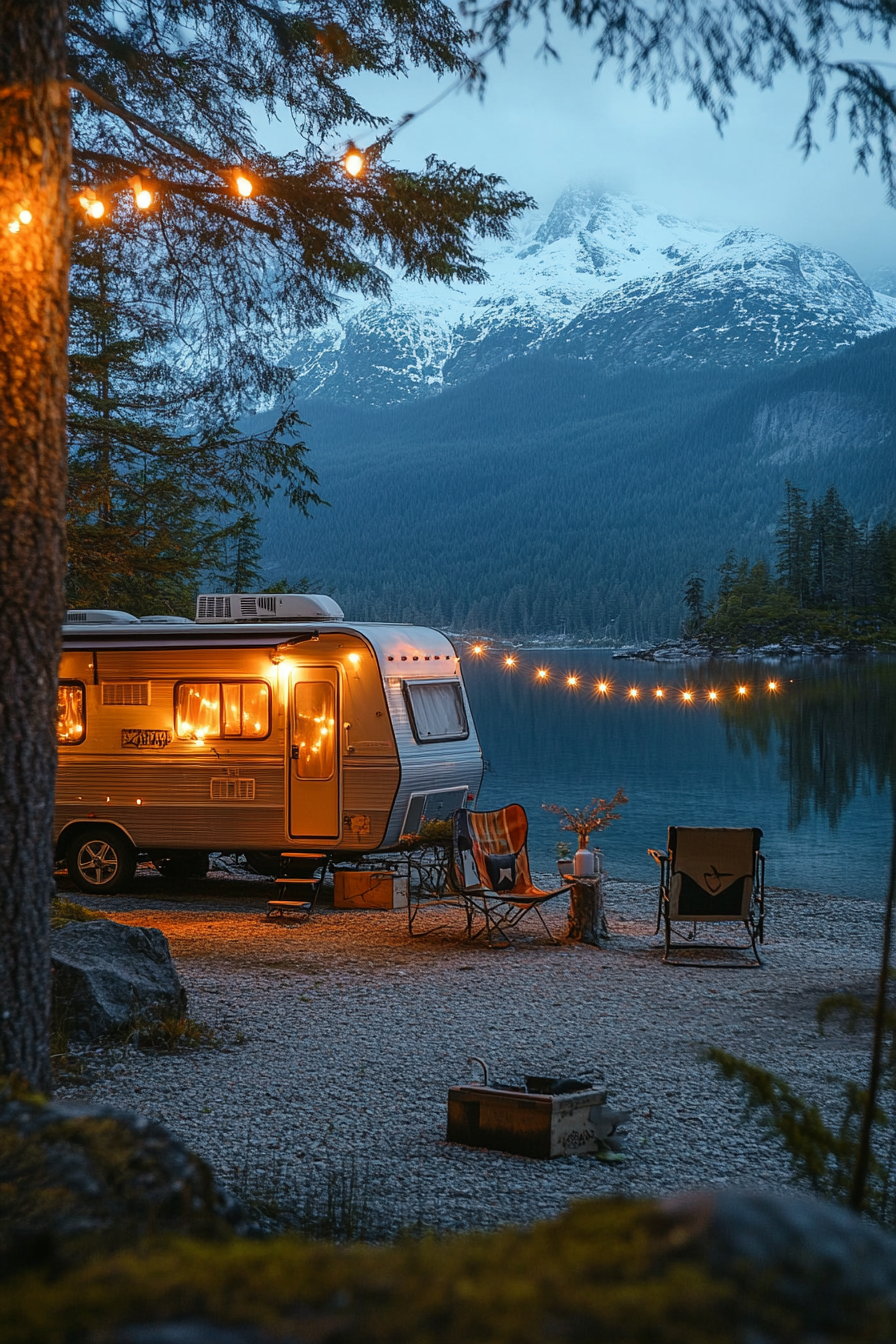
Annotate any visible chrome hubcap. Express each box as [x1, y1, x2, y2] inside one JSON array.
[[77, 840, 119, 886]]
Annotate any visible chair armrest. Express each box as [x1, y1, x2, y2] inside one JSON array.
[[647, 848, 669, 866]]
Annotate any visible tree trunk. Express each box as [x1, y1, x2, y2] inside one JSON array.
[[0, 0, 70, 1091], [566, 876, 608, 946]]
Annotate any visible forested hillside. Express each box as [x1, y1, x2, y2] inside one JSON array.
[[261, 329, 896, 640]]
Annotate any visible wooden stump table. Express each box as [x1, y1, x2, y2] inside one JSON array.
[[565, 874, 609, 946]]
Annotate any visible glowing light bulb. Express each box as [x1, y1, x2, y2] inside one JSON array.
[[597, 682, 609, 695], [536, 669, 548, 680], [681, 690, 692, 703], [18, 209, 31, 224], [8, 220, 20, 233], [87, 200, 105, 219], [344, 148, 365, 178], [504, 655, 516, 668], [348, 652, 361, 666], [135, 188, 152, 209], [708, 690, 719, 702], [628, 687, 640, 700], [767, 680, 778, 692], [235, 174, 253, 197], [737, 685, 748, 697], [79, 195, 91, 210], [566, 675, 578, 688], [654, 688, 664, 699], [472, 644, 484, 656]]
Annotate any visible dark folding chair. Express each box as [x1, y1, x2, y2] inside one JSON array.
[[453, 804, 571, 947], [648, 826, 765, 966]]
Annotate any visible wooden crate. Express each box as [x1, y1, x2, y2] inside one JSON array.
[[447, 1083, 613, 1159], [334, 869, 407, 910]]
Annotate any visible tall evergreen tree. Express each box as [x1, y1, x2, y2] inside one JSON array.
[[775, 479, 811, 608]]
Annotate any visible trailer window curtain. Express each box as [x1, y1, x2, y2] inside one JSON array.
[[175, 682, 270, 740], [57, 682, 85, 744], [403, 680, 468, 743], [293, 683, 335, 778]]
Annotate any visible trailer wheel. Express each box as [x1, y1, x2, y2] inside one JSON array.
[[66, 827, 137, 896]]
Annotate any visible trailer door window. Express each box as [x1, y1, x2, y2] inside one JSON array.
[[293, 683, 335, 778], [57, 682, 85, 744], [403, 680, 468, 743], [176, 681, 270, 740]]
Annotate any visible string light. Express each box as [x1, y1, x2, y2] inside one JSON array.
[[8, 220, 19, 233], [87, 199, 105, 219], [135, 187, 153, 209], [343, 145, 365, 178], [18, 209, 31, 224], [461, 645, 785, 710], [235, 173, 253, 197]]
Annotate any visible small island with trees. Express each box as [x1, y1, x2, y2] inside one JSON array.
[[622, 481, 896, 659]]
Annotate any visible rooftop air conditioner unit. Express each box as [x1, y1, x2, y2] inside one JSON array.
[[139, 615, 196, 624], [194, 593, 344, 623], [65, 609, 140, 625]]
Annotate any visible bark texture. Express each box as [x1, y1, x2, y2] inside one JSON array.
[[566, 876, 608, 946], [0, 0, 70, 1090]]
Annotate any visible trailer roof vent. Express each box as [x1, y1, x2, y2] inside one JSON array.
[[65, 609, 139, 625], [139, 615, 195, 624], [195, 593, 344, 623]]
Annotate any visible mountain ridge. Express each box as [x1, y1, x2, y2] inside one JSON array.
[[285, 187, 896, 406]]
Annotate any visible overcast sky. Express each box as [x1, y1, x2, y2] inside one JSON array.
[[317, 27, 896, 283]]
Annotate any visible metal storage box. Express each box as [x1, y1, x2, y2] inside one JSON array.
[[334, 869, 407, 910]]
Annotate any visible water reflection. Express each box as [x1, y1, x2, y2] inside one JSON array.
[[722, 661, 896, 832], [462, 651, 895, 899]]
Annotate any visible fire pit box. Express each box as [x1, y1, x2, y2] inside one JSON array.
[[446, 1083, 615, 1159]]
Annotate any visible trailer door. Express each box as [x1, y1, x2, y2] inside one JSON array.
[[288, 666, 341, 842]]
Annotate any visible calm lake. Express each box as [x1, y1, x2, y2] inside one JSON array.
[[462, 650, 895, 899]]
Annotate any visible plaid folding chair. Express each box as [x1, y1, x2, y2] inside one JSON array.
[[648, 826, 766, 966], [453, 804, 571, 947]]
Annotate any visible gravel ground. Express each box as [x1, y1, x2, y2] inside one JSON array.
[[55, 867, 883, 1235]]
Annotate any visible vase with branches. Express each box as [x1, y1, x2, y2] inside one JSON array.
[[543, 789, 628, 876]]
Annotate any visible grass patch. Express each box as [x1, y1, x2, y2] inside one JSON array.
[[227, 1152, 425, 1241], [126, 1013, 219, 1053], [50, 897, 107, 931]]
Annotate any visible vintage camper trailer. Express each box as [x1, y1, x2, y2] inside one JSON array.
[[55, 594, 483, 893]]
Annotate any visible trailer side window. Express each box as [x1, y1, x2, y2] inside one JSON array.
[[175, 681, 270, 740], [293, 683, 335, 778], [57, 682, 86, 744], [403, 680, 469, 743]]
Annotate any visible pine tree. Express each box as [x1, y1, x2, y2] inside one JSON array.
[[681, 574, 706, 636], [775, 480, 811, 608]]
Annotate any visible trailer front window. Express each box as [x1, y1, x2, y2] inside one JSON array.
[[403, 680, 469, 743], [57, 683, 85, 744], [176, 681, 270, 740], [293, 683, 335, 779]]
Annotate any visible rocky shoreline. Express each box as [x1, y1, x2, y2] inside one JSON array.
[[611, 636, 887, 661]]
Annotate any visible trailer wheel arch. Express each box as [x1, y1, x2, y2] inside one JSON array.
[[55, 819, 139, 864]]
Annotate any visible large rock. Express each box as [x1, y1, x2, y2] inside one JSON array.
[[51, 919, 187, 1043], [0, 1095, 242, 1275]]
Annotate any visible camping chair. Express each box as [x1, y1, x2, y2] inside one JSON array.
[[453, 804, 571, 947], [648, 827, 765, 966]]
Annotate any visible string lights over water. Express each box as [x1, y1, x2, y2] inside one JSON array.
[[464, 642, 783, 707]]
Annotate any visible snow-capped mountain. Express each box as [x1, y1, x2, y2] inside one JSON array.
[[288, 186, 896, 405]]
